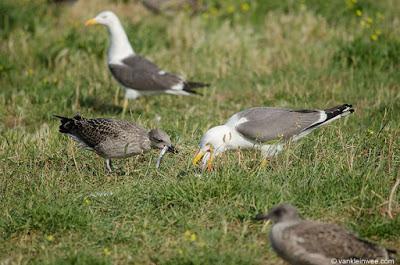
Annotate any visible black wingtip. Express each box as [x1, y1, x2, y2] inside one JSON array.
[[343, 103, 355, 112], [183, 81, 210, 95], [53, 115, 75, 134], [341, 104, 355, 114], [53, 114, 67, 120], [186, 81, 210, 88], [53, 113, 83, 120], [324, 103, 355, 120], [185, 88, 203, 96]]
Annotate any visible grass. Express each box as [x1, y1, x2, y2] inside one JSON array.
[[0, 0, 399, 264]]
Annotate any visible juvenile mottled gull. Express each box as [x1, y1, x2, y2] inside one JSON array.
[[255, 204, 397, 265], [55, 114, 177, 172], [85, 11, 209, 111], [193, 104, 354, 170]]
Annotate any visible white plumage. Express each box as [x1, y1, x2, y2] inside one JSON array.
[[85, 11, 209, 103], [193, 104, 354, 170]]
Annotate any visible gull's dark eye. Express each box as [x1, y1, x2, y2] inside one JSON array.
[[274, 208, 284, 218]]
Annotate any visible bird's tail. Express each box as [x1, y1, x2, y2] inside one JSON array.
[[53, 114, 82, 134], [386, 248, 397, 260], [302, 104, 354, 131], [183, 81, 210, 95]]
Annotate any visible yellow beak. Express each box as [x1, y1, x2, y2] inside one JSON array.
[[192, 150, 204, 166], [85, 18, 98, 26], [192, 149, 214, 171]]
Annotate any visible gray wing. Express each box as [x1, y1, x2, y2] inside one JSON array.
[[234, 107, 322, 143], [108, 55, 183, 92], [287, 222, 390, 259]]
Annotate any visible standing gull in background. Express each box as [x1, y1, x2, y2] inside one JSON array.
[[141, 0, 203, 15], [255, 204, 396, 265], [193, 104, 354, 171], [55, 114, 177, 172], [85, 11, 209, 113]]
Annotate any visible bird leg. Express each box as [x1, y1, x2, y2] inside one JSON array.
[[122, 98, 129, 116], [260, 144, 283, 168], [105, 159, 113, 173]]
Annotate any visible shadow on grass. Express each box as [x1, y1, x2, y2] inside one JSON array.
[[79, 97, 123, 115], [51, 253, 110, 265], [78, 96, 153, 117]]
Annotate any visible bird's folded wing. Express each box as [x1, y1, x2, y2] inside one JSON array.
[[74, 119, 145, 147], [234, 108, 321, 143], [109, 55, 183, 92], [289, 222, 384, 259], [122, 55, 160, 71]]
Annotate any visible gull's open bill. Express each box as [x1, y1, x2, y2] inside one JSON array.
[[193, 149, 213, 172], [156, 145, 168, 169], [201, 152, 211, 171]]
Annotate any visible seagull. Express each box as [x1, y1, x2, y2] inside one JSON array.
[[85, 11, 209, 112], [54, 114, 177, 172], [142, 0, 202, 15], [193, 104, 354, 171], [255, 204, 397, 265]]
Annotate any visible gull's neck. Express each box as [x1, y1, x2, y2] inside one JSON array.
[[107, 19, 135, 64], [204, 125, 255, 155], [225, 125, 255, 150]]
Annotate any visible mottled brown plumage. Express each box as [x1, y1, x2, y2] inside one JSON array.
[[255, 204, 396, 265], [55, 114, 176, 172]]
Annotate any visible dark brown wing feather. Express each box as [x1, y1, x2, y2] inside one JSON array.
[[56, 115, 147, 148]]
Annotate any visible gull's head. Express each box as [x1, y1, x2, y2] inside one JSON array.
[[149, 129, 177, 169], [192, 125, 232, 171], [149, 128, 177, 153], [255, 204, 301, 224], [85, 11, 120, 27]]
